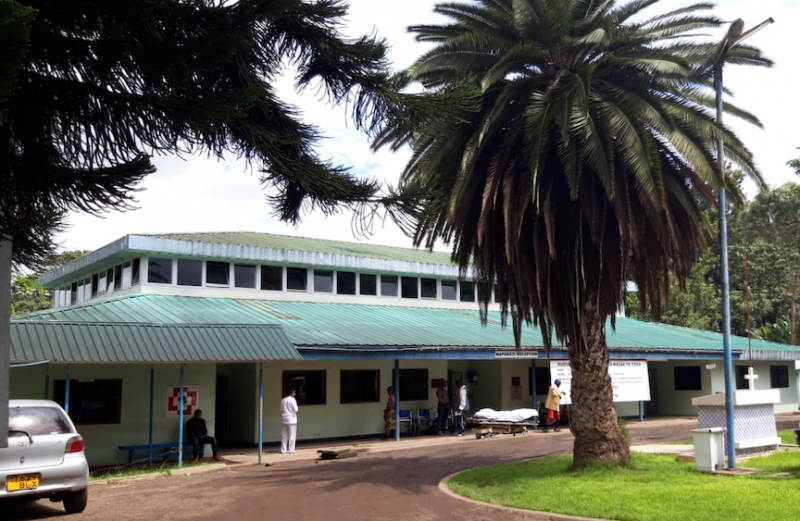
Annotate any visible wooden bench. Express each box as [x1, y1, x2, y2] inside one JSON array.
[[118, 443, 194, 464]]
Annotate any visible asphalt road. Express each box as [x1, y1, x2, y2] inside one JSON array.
[[5, 417, 797, 521]]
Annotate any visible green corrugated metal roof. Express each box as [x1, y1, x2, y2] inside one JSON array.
[[10, 321, 301, 363], [143, 232, 454, 265], [17, 294, 800, 354]]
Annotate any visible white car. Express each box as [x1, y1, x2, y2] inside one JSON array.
[[2, 400, 89, 514]]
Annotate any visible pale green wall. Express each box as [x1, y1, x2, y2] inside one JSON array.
[[233, 359, 449, 445], [10, 364, 217, 467], [500, 360, 537, 411]]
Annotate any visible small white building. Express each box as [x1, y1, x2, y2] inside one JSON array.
[[10, 232, 800, 466]]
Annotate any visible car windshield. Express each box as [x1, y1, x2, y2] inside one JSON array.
[[9, 406, 73, 436]]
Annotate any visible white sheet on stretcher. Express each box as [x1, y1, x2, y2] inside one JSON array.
[[472, 408, 538, 422]]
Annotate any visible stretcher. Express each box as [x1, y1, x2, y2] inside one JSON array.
[[469, 408, 539, 439]]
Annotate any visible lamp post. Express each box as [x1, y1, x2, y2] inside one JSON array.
[[714, 17, 774, 470]]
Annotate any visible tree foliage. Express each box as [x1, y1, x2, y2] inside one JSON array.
[[377, 0, 771, 467], [1, 0, 469, 267], [10, 251, 89, 315], [627, 179, 800, 346]]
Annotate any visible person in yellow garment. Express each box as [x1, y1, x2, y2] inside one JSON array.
[[543, 379, 565, 432]]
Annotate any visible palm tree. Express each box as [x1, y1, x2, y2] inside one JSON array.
[[379, 0, 772, 467]]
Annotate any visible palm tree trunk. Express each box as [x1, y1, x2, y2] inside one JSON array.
[[568, 299, 630, 469]]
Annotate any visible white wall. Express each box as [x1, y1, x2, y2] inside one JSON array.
[[10, 363, 217, 467], [231, 359, 449, 444]]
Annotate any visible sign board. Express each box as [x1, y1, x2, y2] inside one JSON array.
[[166, 385, 199, 418], [549, 360, 650, 405], [494, 349, 538, 359]]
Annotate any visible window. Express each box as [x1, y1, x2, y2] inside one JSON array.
[[132, 258, 141, 285], [76, 282, 85, 304], [381, 275, 398, 297], [314, 270, 334, 293], [148, 257, 173, 284], [736, 366, 749, 390], [122, 261, 132, 289], [287, 267, 308, 291], [529, 367, 552, 396], [674, 366, 702, 391], [337, 272, 356, 295], [106, 267, 116, 291], [177, 259, 202, 287], [441, 280, 457, 300], [91, 274, 99, 298], [114, 265, 123, 291], [9, 407, 73, 436], [340, 370, 380, 404], [401, 277, 418, 299], [421, 278, 437, 299], [460, 281, 475, 302], [70, 282, 78, 303], [206, 261, 230, 286], [282, 371, 326, 405], [493, 284, 500, 303], [234, 264, 257, 289], [53, 379, 122, 425], [360, 274, 377, 295], [98, 274, 107, 296], [399, 369, 429, 401], [261, 266, 283, 291], [770, 365, 789, 389]]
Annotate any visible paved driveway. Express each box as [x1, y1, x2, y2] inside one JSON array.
[[5, 416, 796, 521]]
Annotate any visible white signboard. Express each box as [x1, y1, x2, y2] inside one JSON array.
[[494, 349, 538, 359], [549, 360, 650, 405]]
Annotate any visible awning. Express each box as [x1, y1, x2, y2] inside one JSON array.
[[10, 321, 301, 364]]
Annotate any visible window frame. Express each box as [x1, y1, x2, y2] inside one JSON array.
[[401, 276, 419, 299], [359, 274, 377, 296], [206, 261, 231, 287], [770, 365, 790, 389], [673, 366, 702, 391], [381, 275, 398, 297], [260, 265, 283, 291], [313, 270, 334, 293], [282, 370, 326, 406], [147, 257, 174, 285], [399, 369, 429, 401], [286, 267, 308, 292], [421, 278, 437, 299], [177, 258, 203, 287], [459, 281, 475, 302], [441, 280, 457, 300], [53, 379, 123, 425], [340, 369, 380, 404], [234, 264, 257, 289]]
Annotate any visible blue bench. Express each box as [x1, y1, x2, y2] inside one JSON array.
[[118, 443, 194, 464]]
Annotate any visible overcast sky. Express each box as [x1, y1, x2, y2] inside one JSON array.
[[57, 0, 800, 254]]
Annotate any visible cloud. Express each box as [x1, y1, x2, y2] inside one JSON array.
[[56, 0, 800, 255]]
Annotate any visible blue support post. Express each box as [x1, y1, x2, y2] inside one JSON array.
[[715, 66, 736, 469], [64, 366, 71, 415], [178, 365, 185, 468], [394, 359, 400, 442], [258, 363, 264, 465], [638, 401, 644, 423], [148, 365, 155, 467]]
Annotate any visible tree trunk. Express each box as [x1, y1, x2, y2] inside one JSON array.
[[0, 234, 11, 449], [568, 300, 630, 469], [790, 276, 797, 346]]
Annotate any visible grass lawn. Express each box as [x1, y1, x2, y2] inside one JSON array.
[[779, 429, 797, 445], [449, 451, 800, 521]]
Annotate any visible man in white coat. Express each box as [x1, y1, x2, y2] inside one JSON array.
[[280, 388, 299, 454]]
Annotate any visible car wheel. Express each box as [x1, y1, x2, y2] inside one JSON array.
[[63, 489, 88, 514]]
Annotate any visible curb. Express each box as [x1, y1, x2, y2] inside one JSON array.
[[90, 471, 167, 487], [168, 462, 228, 477], [438, 470, 613, 521]]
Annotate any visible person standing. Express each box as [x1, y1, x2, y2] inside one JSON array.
[[455, 379, 470, 437], [436, 382, 450, 435], [383, 386, 396, 439], [280, 388, 299, 454], [543, 379, 565, 432]]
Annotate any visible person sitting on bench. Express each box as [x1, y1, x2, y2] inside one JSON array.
[[186, 409, 223, 462]]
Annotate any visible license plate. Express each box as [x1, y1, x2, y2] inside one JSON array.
[[6, 473, 40, 492]]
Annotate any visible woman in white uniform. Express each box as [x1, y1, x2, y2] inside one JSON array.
[[280, 388, 299, 453]]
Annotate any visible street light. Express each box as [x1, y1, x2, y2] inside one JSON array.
[[714, 16, 774, 470]]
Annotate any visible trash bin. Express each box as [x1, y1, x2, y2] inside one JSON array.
[[692, 427, 726, 472]]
